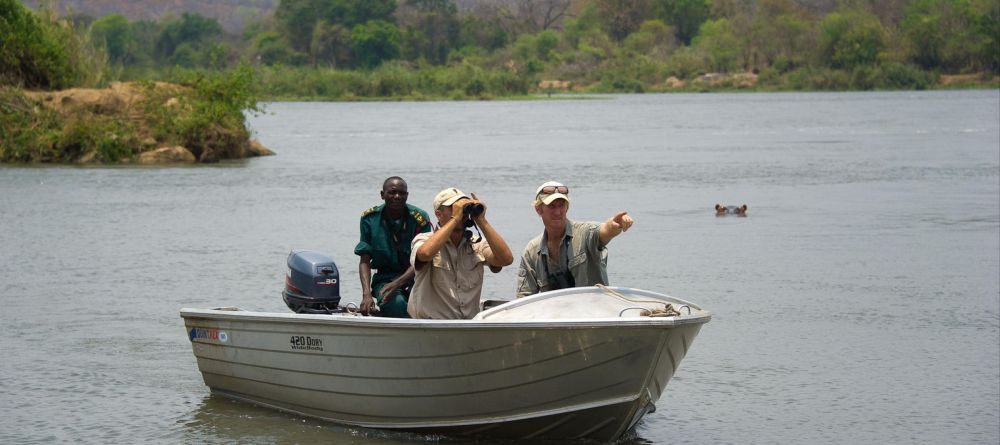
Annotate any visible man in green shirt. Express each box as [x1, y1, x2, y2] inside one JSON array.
[[355, 176, 431, 317]]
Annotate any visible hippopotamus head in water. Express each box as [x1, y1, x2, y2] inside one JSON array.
[[715, 204, 748, 217]]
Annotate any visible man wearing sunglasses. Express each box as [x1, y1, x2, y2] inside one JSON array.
[[408, 187, 514, 319], [516, 181, 634, 298]]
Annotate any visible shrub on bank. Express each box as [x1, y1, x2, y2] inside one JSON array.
[[0, 87, 141, 163], [0, 0, 110, 90], [1, 87, 60, 162], [145, 66, 263, 162], [251, 62, 531, 100], [1, 67, 265, 164], [779, 63, 932, 91], [58, 115, 140, 162], [1, 0, 77, 89]]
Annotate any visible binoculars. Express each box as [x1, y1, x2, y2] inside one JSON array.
[[461, 202, 484, 227]]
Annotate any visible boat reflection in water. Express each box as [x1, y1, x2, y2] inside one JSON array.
[[180, 286, 710, 441]]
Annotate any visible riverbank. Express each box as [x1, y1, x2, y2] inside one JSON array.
[[1, 77, 272, 165], [2, 70, 994, 165], [243, 63, 998, 101], [545, 70, 998, 94]]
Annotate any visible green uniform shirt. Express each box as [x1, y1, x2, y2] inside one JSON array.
[[354, 203, 432, 286]]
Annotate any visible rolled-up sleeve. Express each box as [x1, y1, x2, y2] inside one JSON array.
[[354, 218, 372, 256], [410, 232, 429, 265], [515, 253, 538, 298]]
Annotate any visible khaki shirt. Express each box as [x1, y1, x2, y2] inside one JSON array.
[[515, 220, 608, 298], [408, 232, 494, 319]]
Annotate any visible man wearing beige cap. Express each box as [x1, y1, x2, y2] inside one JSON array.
[[408, 187, 514, 319], [515, 181, 634, 298]]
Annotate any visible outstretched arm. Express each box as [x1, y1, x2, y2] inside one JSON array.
[[599, 211, 634, 246]]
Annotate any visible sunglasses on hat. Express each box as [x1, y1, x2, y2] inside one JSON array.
[[539, 185, 569, 195]]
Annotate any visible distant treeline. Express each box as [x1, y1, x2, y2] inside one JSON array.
[[1, 0, 262, 164], [19, 0, 278, 34], [4, 0, 999, 98]]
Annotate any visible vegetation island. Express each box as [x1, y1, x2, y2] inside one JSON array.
[[2, 0, 997, 164]]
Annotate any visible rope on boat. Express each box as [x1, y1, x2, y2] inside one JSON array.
[[597, 284, 688, 318], [617, 304, 682, 317], [343, 302, 364, 316]]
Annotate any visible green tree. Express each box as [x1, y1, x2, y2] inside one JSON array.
[[156, 13, 223, 64], [534, 29, 560, 61], [751, 0, 815, 71], [397, 0, 459, 64], [561, 3, 604, 49], [818, 9, 885, 69], [126, 20, 162, 68], [693, 18, 743, 72], [169, 42, 200, 68], [310, 20, 353, 67], [254, 31, 296, 64], [596, 0, 653, 41], [276, 0, 397, 55], [903, 0, 957, 69], [340, 0, 397, 28], [902, 0, 999, 72], [654, 0, 710, 45], [0, 0, 83, 88], [558, 5, 616, 80], [624, 19, 676, 57], [457, 14, 508, 52], [664, 45, 709, 78], [973, 0, 999, 72], [89, 14, 132, 64], [351, 20, 401, 68], [709, 0, 752, 20], [275, 0, 323, 52], [511, 30, 560, 66]]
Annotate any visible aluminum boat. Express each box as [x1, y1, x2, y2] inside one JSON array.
[[180, 286, 710, 441]]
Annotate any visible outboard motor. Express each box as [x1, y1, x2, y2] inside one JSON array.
[[282, 249, 341, 314]]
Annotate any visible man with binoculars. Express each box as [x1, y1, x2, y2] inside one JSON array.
[[408, 187, 513, 319]]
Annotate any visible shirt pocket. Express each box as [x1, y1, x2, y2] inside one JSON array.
[[458, 250, 485, 290], [568, 251, 587, 269], [431, 254, 455, 287], [432, 254, 451, 271], [536, 275, 550, 291]]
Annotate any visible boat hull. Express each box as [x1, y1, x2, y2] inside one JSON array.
[[181, 288, 708, 441]]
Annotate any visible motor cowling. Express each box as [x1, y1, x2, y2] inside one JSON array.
[[282, 249, 341, 313]]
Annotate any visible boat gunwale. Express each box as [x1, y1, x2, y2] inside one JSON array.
[[180, 308, 711, 328], [180, 286, 712, 328]]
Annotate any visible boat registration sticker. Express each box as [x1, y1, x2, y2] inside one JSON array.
[[289, 335, 324, 351], [189, 328, 228, 343]]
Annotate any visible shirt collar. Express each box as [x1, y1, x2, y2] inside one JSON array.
[[538, 220, 573, 256]]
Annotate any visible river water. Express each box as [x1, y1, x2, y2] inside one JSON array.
[[1, 91, 997, 444]]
